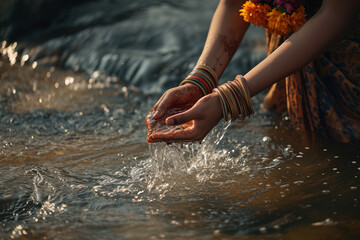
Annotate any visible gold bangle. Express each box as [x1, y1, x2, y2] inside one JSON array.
[[213, 74, 254, 121], [227, 81, 245, 120], [236, 75, 253, 115], [217, 85, 232, 120], [213, 88, 228, 121], [233, 80, 251, 119], [223, 82, 239, 121]]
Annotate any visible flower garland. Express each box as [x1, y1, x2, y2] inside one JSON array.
[[239, 0, 307, 36]]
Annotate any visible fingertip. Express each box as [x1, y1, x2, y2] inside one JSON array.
[[153, 108, 165, 119], [166, 117, 175, 126], [152, 111, 160, 119]]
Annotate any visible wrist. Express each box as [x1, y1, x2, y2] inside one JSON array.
[[179, 64, 219, 95], [213, 76, 254, 121], [180, 83, 204, 98], [211, 91, 225, 120]]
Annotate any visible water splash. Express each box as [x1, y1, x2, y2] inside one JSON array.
[[1, 41, 18, 66], [145, 120, 231, 193]]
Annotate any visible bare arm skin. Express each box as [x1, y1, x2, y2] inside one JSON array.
[[149, 0, 249, 121], [245, 0, 360, 96], [149, 0, 360, 142], [196, 0, 249, 78]]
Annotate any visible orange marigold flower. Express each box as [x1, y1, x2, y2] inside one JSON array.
[[239, 1, 271, 29], [291, 5, 307, 32], [267, 8, 292, 35]]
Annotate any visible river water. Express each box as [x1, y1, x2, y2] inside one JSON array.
[[1, 0, 360, 239]]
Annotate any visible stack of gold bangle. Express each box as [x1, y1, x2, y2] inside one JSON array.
[[213, 75, 254, 121]]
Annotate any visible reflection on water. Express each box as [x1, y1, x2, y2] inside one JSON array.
[[1, 2, 360, 239], [1, 41, 360, 239]]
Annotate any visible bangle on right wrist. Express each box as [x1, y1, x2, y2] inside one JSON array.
[[213, 75, 253, 122]]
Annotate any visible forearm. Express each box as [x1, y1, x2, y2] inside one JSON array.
[[197, 0, 249, 79], [244, 0, 360, 97]]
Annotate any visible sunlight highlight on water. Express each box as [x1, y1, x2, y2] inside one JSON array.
[[145, 121, 231, 194], [1, 12, 360, 238]]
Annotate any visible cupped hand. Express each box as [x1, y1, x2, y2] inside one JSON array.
[[145, 84, 203, 142], [149, 84, 203, 120], [147, 92, 223, 143]]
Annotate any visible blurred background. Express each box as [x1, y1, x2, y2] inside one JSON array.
[[0, 0, 266, 93]]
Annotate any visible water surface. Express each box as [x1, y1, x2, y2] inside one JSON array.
[[1, 1, 360, 239]]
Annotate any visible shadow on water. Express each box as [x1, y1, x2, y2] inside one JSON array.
[[0, 0, 360, 239]]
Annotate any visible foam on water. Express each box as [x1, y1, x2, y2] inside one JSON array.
[[144, 120, 231, 193]]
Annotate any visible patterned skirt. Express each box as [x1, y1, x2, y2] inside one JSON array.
[[263, 21, 360, 144]]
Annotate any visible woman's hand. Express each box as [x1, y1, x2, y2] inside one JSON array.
[[147, 92, 223, 142], [145, 83, 203, 142], [149, 84, 203, 120]]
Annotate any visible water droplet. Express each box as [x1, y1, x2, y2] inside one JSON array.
[[171, 220, 181, 226], [262, 136, 270, 141], [92, 71, 99, 78], [293, 181, 304, 185], [259, 227, 266, 232], [21, 54, 29, 66], [312, 218, 336, 226], [65, 76, 74, 85]]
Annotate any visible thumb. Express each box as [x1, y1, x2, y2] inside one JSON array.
[[166, 107, 198, 126]]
